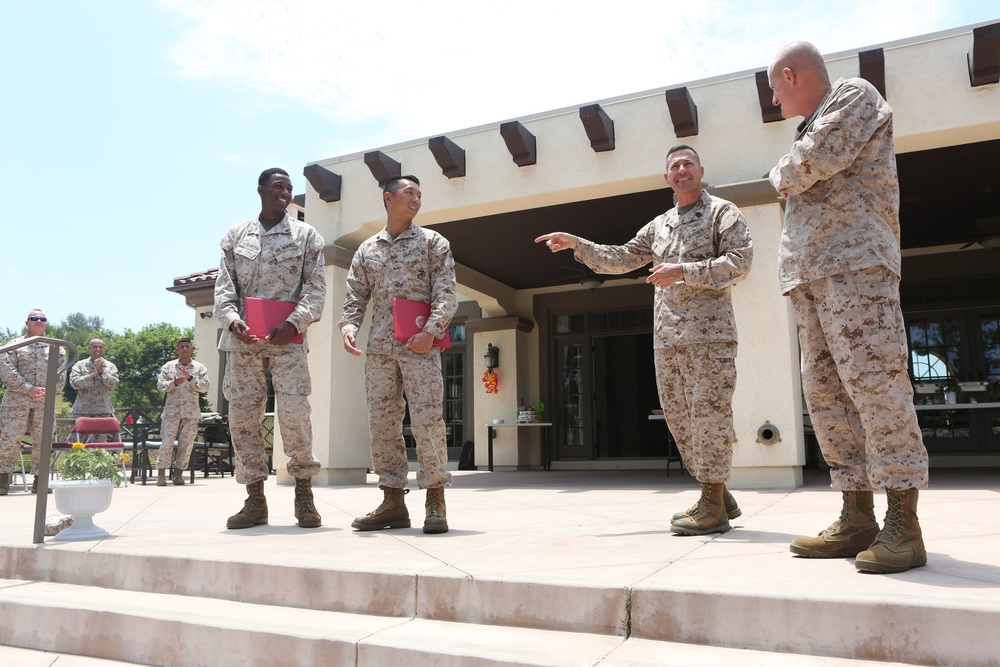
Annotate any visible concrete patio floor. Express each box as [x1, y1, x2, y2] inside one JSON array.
[[1, 466, 998, 666]]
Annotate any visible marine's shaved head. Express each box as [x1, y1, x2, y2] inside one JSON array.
[[770, 41, 829, 83], [768, 41, 832, 119]]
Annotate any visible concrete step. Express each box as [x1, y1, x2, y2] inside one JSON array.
[[0, 538, 1000, 665], [0, 578, 920, 667]]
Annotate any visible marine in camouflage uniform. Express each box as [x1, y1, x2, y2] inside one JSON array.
[[154, 339, 210, 485], [769, 41, 928, 573], [0, 310, 66, 494], [215, 168, 325, 529], [538, 146, 752, 536], [340, 175, 457, 534], [69, 339, 119, 442]]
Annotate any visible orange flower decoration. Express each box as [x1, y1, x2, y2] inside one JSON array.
[[482, 369, 499, 394]]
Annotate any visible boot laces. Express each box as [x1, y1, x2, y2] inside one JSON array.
[[367, 489, 407, 518], [688, 485, 716, 520], [295, 490, 317, 513], [243, 495, 265, 513], [367, 499, 393, 518], [828, 492, 853, 532], [426, 489, 445, 518], [873, 492, 904, 546], [821, 491, 854, 535]]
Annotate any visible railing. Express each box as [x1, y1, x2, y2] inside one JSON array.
[[0, 336, 76, 544]]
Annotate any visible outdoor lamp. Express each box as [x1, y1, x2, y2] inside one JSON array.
[[484, 344, 499, 370]]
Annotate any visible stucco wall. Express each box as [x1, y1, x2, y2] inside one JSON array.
[[730, 203, 804, 488]]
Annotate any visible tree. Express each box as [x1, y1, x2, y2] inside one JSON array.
[[109, 322, 194, 409], [48, 313, 109, 354]]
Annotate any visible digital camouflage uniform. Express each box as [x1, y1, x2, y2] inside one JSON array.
[[769, 77, 928, 491], [215, 212, 326, 485], [155, 358, 210, 471], [0, 336, 66, 474], [574, 189, 753, 483], [339, 224, 458, 490], [69, 357, 119, 417]]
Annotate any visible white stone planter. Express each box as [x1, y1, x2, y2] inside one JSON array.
[[50, 479, 114, 541]]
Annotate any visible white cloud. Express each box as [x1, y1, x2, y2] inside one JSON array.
[[158, 0, 963, 143]]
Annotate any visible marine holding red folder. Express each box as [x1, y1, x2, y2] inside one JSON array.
[[214, 167, 326, 532], [338, 174, 458, 534]]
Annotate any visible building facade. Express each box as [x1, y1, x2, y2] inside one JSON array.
[[171, 22, 1000, 488]]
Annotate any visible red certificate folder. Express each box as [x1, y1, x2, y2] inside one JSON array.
[[392, 298, 451, 349], [244, 297, 303, 343]]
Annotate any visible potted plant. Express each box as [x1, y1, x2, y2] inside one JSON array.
[[50, 443, 124, 541]]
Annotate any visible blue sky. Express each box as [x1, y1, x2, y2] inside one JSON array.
[[2, 1, 997, 334]]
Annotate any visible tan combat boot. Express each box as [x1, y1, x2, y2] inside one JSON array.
[[855, 488, 927, 574], [423, 487, 448, 534], [172, 468, 186, 486], [226, 480, 268, 529], [31, 476, 51, 494], [352, 487, 410, 530], [156, 469, 166, 487], [294, 477, 322, 528], [790, 490, 879, 558], [0, 472, 8, 496], [672, 485, 742, 521], [671, 483, 731, 535]]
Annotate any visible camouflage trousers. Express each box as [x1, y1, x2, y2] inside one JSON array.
[[654, 343, 737, 484], [155, 413, 199, 471], [790, 266, 928, 490], [0, 403, 46, 473], [223, 345, 320, 485], [365, 349, 452, 490]]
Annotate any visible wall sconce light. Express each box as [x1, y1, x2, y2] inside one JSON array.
[[199, 311, 214, 319], [484, 343, 499, 370]]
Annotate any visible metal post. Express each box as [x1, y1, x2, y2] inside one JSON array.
[[31, 348, 63, 543]]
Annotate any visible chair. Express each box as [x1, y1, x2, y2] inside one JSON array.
[[120, 411, 161, 485], [67, 416, 129, 486], [24, 428, 73, 483], [12, 441, 31, 491], [199, 417, 233, 478]]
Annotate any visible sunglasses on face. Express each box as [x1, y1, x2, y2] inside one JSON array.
[[28, 317, 48, 322]]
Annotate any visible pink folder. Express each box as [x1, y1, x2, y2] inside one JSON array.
[[392, 298, 451, 349], [244, 297, 303, 343]]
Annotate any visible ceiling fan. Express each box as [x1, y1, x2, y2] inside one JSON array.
[[960, 187, 1000, 250]]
